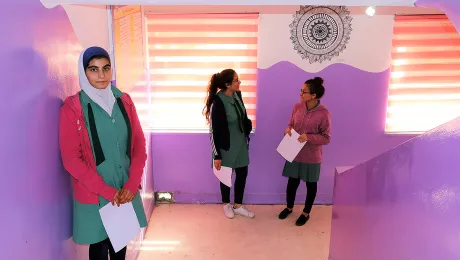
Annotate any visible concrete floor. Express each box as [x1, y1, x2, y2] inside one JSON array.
[[138, 204, 332, 260]]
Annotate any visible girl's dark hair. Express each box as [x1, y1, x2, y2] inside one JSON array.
[[85, 55, 111, 69], [305, 77, 325, 99], [203, 69, 236, 122]]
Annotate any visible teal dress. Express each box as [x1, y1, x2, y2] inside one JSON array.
[[72, 87, 147, 245], [213, 91, 250, 169]]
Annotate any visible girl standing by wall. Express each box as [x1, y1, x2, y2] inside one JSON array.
[[203, 69, 254, 219], [59, 46, 148, 259], [278, 77, 331, 226]]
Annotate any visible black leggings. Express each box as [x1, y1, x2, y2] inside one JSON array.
[[220, 166, 248, 204], [286, 177, 318, 214], [89, 238, 127, 260]]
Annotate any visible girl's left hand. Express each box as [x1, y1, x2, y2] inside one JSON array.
[[298, 134, 308, 143], [118, 188, 135, 204]]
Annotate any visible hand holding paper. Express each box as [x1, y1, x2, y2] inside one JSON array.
[[213, 165, 232, 187], [297, 133, 308, 143], [284, 127, 292, 136], [276, 129, 306, 162], [214, 159, 222, 171]]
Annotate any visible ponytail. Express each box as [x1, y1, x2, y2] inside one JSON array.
[[203, 73, 221, 123], [203, 69, 237, 123]]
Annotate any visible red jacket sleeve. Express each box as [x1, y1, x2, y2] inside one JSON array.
[[123, 94, 147, 194], [59, 104, 118, 201]]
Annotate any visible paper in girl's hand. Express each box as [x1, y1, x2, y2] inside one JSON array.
[[213, 166, 232, 187], [276, 129, 306, 162]]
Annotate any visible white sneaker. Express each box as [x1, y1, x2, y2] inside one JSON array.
[[223, 204, 234, 219], [233, 206, 255, 218]]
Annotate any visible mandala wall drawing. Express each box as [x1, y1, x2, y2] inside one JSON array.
[[289, 5, 353, 64]]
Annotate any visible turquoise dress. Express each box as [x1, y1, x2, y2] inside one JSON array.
[[213, 91, 250, 169], [72, 87, 147, 245]]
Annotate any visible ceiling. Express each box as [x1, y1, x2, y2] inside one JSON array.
[[142, 5, 443, 15]]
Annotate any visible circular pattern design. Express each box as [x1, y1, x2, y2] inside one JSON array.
[[310, 22, 330, 41], [289, 6, 353, 63]]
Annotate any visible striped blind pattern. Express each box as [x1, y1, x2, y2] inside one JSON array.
[[386, 15, 460, 133], [136, 13, 259, 132]]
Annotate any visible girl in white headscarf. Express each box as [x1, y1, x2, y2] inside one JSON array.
[[59, 46, 148, 260]]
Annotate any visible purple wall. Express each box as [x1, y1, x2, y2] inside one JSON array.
[[1, 2, 80, 259], [1, 3, 154, 259], [152, 61, 416, 204], [329, 116, 460, 260]]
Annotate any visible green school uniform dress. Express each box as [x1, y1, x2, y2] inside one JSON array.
[[72, 88, 147, 245], [214, 91, 250, 169], [282, 162, 321, 182]]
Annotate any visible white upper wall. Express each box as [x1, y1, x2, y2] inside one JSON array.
[[42, 0, 417, 8], [61, 5, 110, 51], [141, 6, 441, 15], [258, 13, 395, 73]]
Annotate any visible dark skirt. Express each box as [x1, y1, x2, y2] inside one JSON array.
[[282, 161, 321, 182]]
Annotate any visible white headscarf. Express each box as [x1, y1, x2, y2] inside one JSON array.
[[78, 47, 116, 116]]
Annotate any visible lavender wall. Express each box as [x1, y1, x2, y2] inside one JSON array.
[[1, 2, 154, 259], [329, 116, 460, 260], [152, 61, 416, 204], [0, 2, 80, 259]]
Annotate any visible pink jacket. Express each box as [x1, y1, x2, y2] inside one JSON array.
[[59, 92, 147, 204], [288, 102, 331, 164]]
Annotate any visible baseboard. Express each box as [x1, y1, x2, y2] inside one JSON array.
[[163, 192, 330, 205]]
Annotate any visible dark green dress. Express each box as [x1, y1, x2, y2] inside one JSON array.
[[282, 162, 321, 182], [72, 88, 147, 245], [212, 91, 250, 169]]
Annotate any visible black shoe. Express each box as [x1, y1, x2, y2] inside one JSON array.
[[278, 208, 292, 219], [295, 214, 310, 226]]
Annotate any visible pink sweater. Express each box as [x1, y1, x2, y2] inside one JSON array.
[[59, 92, 146, 204], [288, 102, 331, 164]]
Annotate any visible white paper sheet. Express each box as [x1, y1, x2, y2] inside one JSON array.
[[213, 166, 233, 187], [99, 202, 141, 253], [276, 129, 306, 162]]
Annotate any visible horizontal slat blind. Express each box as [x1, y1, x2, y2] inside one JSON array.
[[141, 13, 258, 132], [386, 15, 460, 133]]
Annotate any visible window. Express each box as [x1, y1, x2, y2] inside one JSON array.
[[385, 15, 460, 133], [138, 13, 258, 132]]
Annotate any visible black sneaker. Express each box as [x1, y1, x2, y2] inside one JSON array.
[[278, 208, 292, 219], [295, 214, 310, 226]]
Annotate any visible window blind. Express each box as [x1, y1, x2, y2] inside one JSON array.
[[386, 15, 460, 133], [136, 13, 259, 132]]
